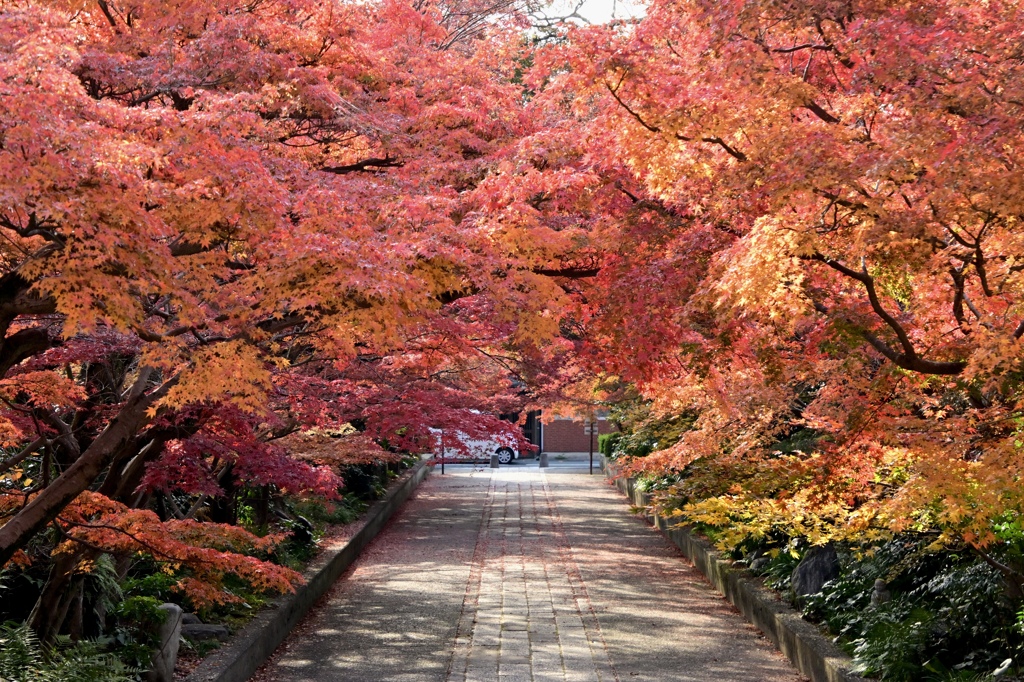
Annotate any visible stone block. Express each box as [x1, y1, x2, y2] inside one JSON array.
[[182, 623, 231, 642], [791, 545, 840, 598], [147, 603, 183, 682]]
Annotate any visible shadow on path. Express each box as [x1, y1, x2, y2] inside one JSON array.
[[257, 467, 805, 682]]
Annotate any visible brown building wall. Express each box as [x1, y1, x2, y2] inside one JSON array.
[[541, 419, 617, 453]]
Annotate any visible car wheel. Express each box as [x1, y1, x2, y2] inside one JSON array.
[[496, 448, 514, 465]]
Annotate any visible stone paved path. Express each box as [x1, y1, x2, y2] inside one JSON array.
[[261, 457, 804, 682]]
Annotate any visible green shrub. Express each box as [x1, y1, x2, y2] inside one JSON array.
[[111, 596, 165, 670], [849, 604, 937, 680], [632, 472, 682, 493], [598, 432, 621, 457], [769, 427, 822, 455], [122, 571, 179, 605], [293, 496, 364, 526], [805, 538, 1020, 680], [761, 547, 802, 592], [0, 622, 138, 682], [611, 413, 696, 459]]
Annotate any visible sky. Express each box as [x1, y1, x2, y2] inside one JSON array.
[[542, 0, 645, 24]]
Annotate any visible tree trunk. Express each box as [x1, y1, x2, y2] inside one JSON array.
[[28, 551, 84, 641], [208, 464, 237, 524], [0, 372, 174, 567], [255, 485, 270, 531], [67, 579, 85, 641]]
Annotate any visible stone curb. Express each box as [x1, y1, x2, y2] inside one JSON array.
[[603, 459, 864, 682], [186, 458, 433, 682]]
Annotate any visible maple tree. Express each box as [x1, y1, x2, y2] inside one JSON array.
[[533, 0, 1024, 585], [8, 0, 1024, 657], [0, 0, 595, 639]]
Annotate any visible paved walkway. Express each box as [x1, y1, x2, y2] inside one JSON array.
[[260, 457, 804, 681]]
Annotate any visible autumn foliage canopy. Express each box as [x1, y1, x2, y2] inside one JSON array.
[[556, 0, 1024, 563], [0, 0, 588, 632], [2, 0, 1024, 640]]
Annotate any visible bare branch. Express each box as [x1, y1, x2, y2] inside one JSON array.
[[805, 101, 840, 123], [0, 438, 45, 477], [321, 156, 403, 175], [604, 81, 748, 161], [808, 253, 966, 375], [533, 266, 600, 278], [772, 43, 833, 54]]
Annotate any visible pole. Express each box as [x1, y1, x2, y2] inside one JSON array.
[[440, 429, 445, 475], [588, 425, 594, 475]]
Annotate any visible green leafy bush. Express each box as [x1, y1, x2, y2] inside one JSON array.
[[111, 596, 165, 670], [122, 571, 179, 605], [598, 432, 621, 457], [602, 394, 696, 460], [849, 604, 937, 680], [611, 413, 695, 459], [805, 538, 1020, 680], [0, 622, 138, 682], [759, 546, 802, 592]]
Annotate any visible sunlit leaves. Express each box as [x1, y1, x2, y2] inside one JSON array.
[[548, 0, 1024, 551], [0, 0, 584, 582]]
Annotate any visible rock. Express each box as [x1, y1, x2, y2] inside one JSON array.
[[993, 658, 1013, 677], [749, 557, 770, 573], [791, 545, 840, 598], [181, 613, 203, 625], [181, 623, 230, 642], [870, 579, 891, 606], [291, 514, 315, 545], [147, 603, 182, 682]]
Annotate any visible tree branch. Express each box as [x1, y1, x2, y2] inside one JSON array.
[[949, 266, 969, 332], [604, 80, 661, 133], [0, 438, 45, 477], [808, 253, 966, 375], [168, 239, 226, 257], [804, 101, 840, 123], [773, 43, 833, 54], [700, 136, 748, 161], [321, 156, 403, 174], [605, 81, 748, 161], [0, 327, 52, 378], [533, 266, 600, 278], [0, 371, 176, 567]]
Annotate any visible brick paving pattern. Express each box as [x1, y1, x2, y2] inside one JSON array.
[[447, 473, 616, 682], [260, 459, 804, 681]]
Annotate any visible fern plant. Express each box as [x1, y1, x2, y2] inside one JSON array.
[[0, 622, 138, 682]]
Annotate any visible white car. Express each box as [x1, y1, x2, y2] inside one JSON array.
[[432, 429, 522, 464]]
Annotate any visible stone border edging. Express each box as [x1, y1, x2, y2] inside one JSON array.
[[186, 458, 433, 682], [602, 459, 864, 682]]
